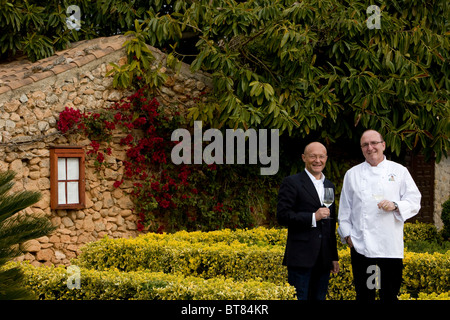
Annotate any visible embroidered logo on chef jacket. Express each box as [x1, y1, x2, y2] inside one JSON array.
[[388, 173, 396, 182]]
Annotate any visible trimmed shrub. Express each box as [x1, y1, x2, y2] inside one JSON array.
[[402, 251, 450, 296], [134, 223, 440, 245], [75, 230, 449, 300], [76, 237, 288, 283], [399, 292, 450, 300], [16, 247, 449, 300], [139, 227, 287, 247], [327, 249, 355, 300], [11, 225, 449, 300], [9, 261, 296, 300], [404, 240, 450, 254], [328, 249, 450, 300], [403, 221, 441, 242]]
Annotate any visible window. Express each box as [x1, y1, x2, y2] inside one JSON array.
[[50, 146, 85, 210]]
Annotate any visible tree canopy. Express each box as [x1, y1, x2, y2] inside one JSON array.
[[1, 0, 449, 161]]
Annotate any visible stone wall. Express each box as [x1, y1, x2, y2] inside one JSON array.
[[0, 35, 211, 266], [434, 156, 450, 230]]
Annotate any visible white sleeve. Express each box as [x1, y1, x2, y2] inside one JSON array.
[[396, 167, 421, 222], [311, 212, 317, 227], [337, 172, 353, 242]]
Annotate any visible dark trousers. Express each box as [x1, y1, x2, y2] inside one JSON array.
[[350, 248, 403, 301], [288, 265, 330, 300]]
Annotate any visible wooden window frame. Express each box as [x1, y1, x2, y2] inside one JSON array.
[[50, 146, 85, 210]]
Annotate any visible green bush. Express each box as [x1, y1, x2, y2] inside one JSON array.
[[139, 227, 287, 247], [328, 249, 450, 300], [402, 251, 450, 296], [327, 248, 355, 300], [10, 226, 449, 300], [403, 221, 441, 242], [74, 227, 449, 300], [399, 292, 450, 300], [403, 221, 449, 254], [76, 236, 288, 284], [404, 240, 450, 254], [77, 222, 440, 253], [17, 246, 450, 300], [8, 261, 295, 300]]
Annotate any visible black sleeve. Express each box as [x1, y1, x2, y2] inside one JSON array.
[[276, 177, 313, 228]]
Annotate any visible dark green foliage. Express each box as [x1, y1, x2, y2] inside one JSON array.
[[1, 0, 448, 161], [175, 0, 449, 162], [0, 0, 175, 62], [0, 171, 55, 300], [404, 240, 450, 254]]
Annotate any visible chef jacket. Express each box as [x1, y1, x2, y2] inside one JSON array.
[[338, 157, 421, 258]]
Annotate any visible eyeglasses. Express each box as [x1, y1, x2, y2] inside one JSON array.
[[305, 154, 327, 160], [361, 141, 384, 148]]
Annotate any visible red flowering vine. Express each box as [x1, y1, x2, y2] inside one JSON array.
[[57, 106, 83, 133], [57, 87, 262, 232]]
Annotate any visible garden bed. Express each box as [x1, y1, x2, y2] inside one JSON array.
[[12, 223, 450, 300]]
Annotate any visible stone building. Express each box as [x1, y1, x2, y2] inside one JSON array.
[[434, 157, 450, 229], [0, 35, 448, 266], [0, 35, 211, 266]]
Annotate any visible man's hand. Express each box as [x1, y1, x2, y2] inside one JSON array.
[[315, 207, 330, 221], [345, 235, 353, 248], [331, 261, 339, 274], [377, 200, 397, 211]]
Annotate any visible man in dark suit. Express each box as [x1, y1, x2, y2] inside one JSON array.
[[277, 142, 339, 300]]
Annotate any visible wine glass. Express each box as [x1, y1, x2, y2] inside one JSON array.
[[323, 188, 334, 219], [372, 182, 384, 212]]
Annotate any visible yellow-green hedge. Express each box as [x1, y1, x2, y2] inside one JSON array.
[[101, 223, 438, 247], [403, 221, 441, 242], [402, 251, 450, 295], [15, 249, 449, 300], [76, 237, 288, 283], [8, 260, 449, 300], [12, 225, 448, 300], [9, 261, 296, 300], [399, 292, 450, 300], [77, 223, 442, 274], [327, 249, 355, 299], [138, 227, 287, 246], [76, 231, 449, 299], [327, 249, 450, 300]]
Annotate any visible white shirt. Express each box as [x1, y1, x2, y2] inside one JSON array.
[[337, 157, 421, 258], [304, 169, 325, 228]]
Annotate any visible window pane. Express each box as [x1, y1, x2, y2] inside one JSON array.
[[67, 182, 79, 204], [58, 182, 66, 204], [58, 158, 66, 180], [67, 158, 79, 180]]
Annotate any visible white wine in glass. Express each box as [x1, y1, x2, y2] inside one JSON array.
[[372, 182, 384, 212], [323, 188, 334, 219]]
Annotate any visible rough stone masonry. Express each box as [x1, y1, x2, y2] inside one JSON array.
[[0, 35, 211, 266]]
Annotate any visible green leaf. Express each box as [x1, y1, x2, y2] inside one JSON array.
[[280, 30, 289, 48]]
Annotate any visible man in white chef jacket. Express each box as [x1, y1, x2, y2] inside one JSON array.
[[338, 130, 421, 301]]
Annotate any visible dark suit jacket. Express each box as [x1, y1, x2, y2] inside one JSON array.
[[277, 170, 339, 269]]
